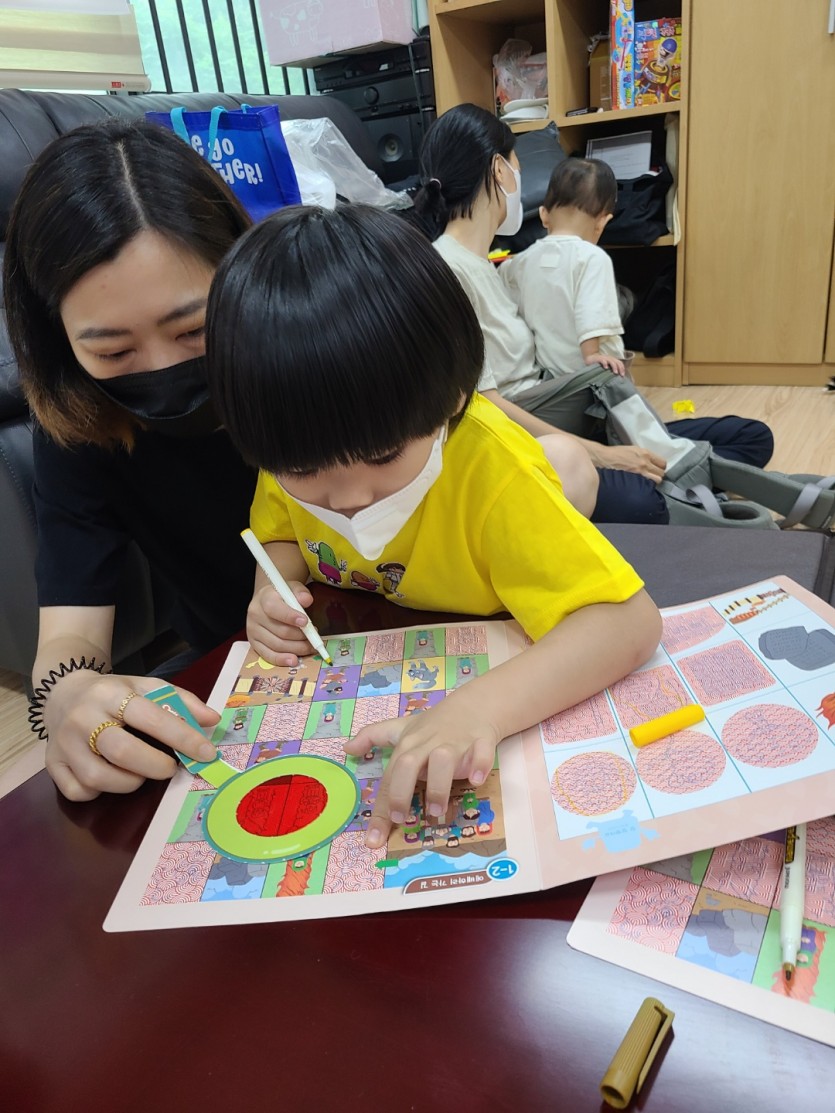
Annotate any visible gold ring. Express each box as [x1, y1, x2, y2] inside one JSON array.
[[115, 690, 138, 722], [89, 719, 119, 757]]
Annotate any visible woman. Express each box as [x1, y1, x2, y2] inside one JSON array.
[[4, 119, 256, 802], [410, 104, 774, 523]]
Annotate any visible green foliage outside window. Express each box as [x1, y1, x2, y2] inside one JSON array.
[[131, 0, 308, 95]]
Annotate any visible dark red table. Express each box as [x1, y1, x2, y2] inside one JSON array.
[[1, 587, 833, 1113]]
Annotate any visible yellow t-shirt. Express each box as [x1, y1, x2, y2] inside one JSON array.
[[250, 394, 643, 641]]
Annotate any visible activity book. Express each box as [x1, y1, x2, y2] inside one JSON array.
[[569, 817, 835, 1047], [105, 577, 835, 932]]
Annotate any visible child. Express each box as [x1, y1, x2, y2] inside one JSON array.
[[205, 204, 662, 849], [501, 158, 629, 378]]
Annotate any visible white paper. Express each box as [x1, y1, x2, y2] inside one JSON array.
[[586, 130, 653, 179]]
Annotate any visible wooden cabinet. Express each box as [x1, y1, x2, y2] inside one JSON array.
[[429, 0, 689, 387], [825, 233, 835, 366], [429, 0, 835, 385], [683, 0, 835, 384]]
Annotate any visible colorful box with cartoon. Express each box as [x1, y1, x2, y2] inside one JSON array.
[[635, 17, 682, 105], [609, 0, 635, 110]]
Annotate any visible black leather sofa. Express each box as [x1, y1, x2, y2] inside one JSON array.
[[0, 89, 383, 678]]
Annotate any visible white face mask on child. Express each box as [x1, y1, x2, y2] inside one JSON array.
[[495, 157, 524, 237], [285, 424, 447, 562]]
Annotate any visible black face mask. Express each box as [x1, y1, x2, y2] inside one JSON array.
[[88, 356, 220, 438]]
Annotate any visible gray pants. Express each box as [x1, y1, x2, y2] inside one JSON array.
[[511, 376, 600, 438]]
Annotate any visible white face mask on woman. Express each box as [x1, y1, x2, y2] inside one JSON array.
[[284, 424, 447, 562], [495, 156, 524, 236]]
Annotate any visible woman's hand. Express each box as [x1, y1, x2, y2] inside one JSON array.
[[43, 670, 220, 802], [246, 582, 316, 667], [588, 442, 667, 483], [344, 698, 501, 849]]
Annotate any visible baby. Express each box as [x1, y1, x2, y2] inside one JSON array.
[[501, 157, 628, 378]]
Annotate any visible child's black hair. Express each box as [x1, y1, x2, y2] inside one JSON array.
[[206, 203, 485, 474], [543, 158, 617, 219]]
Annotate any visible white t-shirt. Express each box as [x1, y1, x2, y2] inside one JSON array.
[[433, 234, 542, 398], [500, 234, 625, 376]]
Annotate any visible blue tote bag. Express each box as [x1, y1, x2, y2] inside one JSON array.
[[146, 104, 302, 221]]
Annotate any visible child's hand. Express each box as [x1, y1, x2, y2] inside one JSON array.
[[344, 701, 501, 849], [246, 582, 315, 667], [584, 352, 626, 376]]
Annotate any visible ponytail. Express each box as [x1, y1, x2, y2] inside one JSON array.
[[411, 177, 449, 240]]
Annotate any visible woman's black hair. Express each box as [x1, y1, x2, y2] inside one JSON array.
[[409, 103, 516, 240], [205, 203, 485, 475], [3, 117, 251, 448], [543, 158, 618, 219]]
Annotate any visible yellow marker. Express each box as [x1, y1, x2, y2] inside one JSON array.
[[629, 704, 705, 748], [600, 997, 674, 1109]]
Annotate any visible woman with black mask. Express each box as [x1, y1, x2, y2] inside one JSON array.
[[4, 119, 256, 802]]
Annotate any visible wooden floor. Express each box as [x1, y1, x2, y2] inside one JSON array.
[[2, 383, 834, 795]]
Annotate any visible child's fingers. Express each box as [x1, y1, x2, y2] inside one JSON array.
[[344, 719, 404, 756], [259, 587, 311, 628], [423, 734, 496, 818], [422, 745, 460, 819], [383, 745, 431, 824], [466, 735, 497, 788], [248, 630, 310, 668], [363, 786, 394, 850]]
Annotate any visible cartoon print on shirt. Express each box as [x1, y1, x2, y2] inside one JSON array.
[[306, 539, 347, 585], [350, 570, 379, 592], [376, 561, 406, 597]]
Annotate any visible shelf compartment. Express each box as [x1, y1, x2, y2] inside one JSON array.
[[433, 0, 545, 21], [607, 234, 676, 248], [558, 101, 680, 127]]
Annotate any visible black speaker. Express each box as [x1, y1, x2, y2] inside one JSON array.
[[361, 109, 435, 185]]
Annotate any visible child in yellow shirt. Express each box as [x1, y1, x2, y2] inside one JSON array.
[[205, 203, 662, 848]]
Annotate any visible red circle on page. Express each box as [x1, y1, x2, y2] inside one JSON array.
[[236, 774, 328, 837]]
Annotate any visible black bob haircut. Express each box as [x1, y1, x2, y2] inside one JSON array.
[[543, 157, 618, 219], [205, 203, 485, 475]]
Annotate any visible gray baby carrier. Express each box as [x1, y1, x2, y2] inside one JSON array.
[[574, 368, 835, 531]]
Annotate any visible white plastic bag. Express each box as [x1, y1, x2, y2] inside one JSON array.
[[493, 39, 548, 107], [281, 118, 412, 210]]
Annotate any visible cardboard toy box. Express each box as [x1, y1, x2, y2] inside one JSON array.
[[609, 0, 635, 110], [258, 0, 416, 68], [635, 17, 682, 105], [588, 37, 612, 112]]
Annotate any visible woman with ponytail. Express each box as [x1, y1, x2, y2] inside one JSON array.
[[412, 104, 773, 523]]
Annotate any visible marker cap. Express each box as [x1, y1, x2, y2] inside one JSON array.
[[600, 997, 675, 1109]]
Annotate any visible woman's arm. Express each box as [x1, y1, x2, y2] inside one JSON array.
[[347, 588, 663, 846], [481, 387, 666, 483], [35, 606, 219, 802]]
